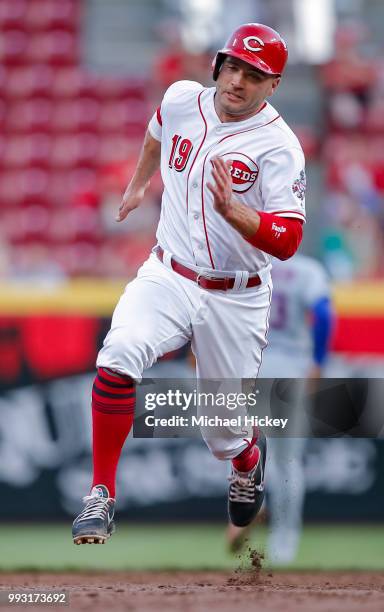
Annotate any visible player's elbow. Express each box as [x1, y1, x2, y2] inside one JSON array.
[[275, 246, 297, 260], [275, 252, 292, 261], [246, 214, 303, 260], [276, 220, 303, 260], [275, 237, 302, 260]]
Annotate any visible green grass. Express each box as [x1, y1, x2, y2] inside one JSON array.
[[0, 524, 383, 572]]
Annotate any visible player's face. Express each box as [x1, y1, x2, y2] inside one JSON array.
[[215, 56, 281, 121]]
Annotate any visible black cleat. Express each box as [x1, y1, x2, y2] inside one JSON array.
[[72, 485, 116, 545], [228, 430, 266, 527]]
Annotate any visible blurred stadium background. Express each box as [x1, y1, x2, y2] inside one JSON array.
[[0, 0, 384, 573]]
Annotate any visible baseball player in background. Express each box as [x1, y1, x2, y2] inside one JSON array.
[[72, 23, 307, 544], [227, 254, 334, 563]]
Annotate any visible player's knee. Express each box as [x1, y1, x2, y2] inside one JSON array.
[[97, 330, 152, 379]]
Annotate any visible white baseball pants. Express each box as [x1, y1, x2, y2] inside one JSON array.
[[97, 253, 272, 459]]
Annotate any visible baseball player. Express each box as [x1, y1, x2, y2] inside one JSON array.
[[72, 23, 306, 545], [227, 254, 334, 563]]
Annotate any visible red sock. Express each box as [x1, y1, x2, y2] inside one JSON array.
[[91, 367, 135, 498], [232, 430, 260, 472]]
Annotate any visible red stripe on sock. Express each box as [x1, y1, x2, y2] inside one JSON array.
[[92, 389, 135, 407], [94, 376, 136, 396], [91, 370, 136, 498], [92, 404, 135, 415], [93, 385, 135, 401], [97, 372, 135, 390], [92, 400, 134, 415], [97, 367, 132, 385]]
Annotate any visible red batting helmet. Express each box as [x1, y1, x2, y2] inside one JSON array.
[[212, 23, 288, 80]]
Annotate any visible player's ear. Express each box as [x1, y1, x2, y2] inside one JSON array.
[[269, 76, 281, 96]]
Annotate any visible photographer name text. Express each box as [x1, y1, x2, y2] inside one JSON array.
[[144, 415, 288, 429]]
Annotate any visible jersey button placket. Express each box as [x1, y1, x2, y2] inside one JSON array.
[[189, 173, 202, 238]]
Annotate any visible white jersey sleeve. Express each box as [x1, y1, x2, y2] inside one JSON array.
[[148, 80, 203, 143], [148, 110, 162, 141], [260, 145, 306, 221]]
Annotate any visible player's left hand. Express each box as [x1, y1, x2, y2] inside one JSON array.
[[207, 157, 234, 219]]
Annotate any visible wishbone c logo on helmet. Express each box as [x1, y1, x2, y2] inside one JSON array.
[[212, 23, 288, 80], [243, 36, 265, 52]]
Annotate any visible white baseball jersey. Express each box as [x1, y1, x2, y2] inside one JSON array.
[[259, 254, 330, 377], [148, 80, 306, 274]]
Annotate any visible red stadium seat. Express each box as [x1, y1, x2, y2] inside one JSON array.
[[6, 66, 55, 99], [0, 66, 8, 93], [68, 167, 99, 199], [121, 100, 148, 132], [6, 98, 53, 133], [68, 204, 102, 240], [48, 168, 99, 208], [48, 208, 74, 242], [19, 167, 50, 203], [96, 77, 126, 101], [119, 79, 148, 102], [98, 101, 126, 133], [2, 134, 51, 169], [74, 133, 100, 168], [17, 204, 52, 241], [0, 168, 49, 205], [50, 134, 99, 169], [48, 170, 73, 205], [2, 136, 29, 168], [48, 0, 80, 31], [52, 68, 98, 99], [98, 135, 132, 165], [1, 207, 25, 242], [51, 67, 81, 98], [51, 100, 77, 132], [0, 170, 24, 203], [24, 0, 79, 32], [97, 99, 148, 137], [50, 135, 78, 169], [0, 1, 27, 31], [51, 98, 100, 133], [27, 134, 52, 167], [0, 30, 29, 66], [27, 30, 77, 66], [0, 99, 6, 131]]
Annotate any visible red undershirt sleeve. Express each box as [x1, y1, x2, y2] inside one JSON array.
[[245, 211, 303, 260]]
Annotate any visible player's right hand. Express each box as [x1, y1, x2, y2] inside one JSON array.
[[116, 182, 149, 222]]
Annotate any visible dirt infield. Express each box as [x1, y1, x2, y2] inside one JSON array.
[[1, 571, 384, 611]]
